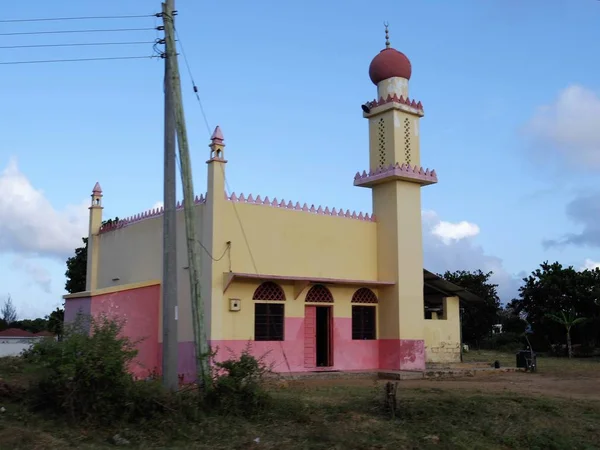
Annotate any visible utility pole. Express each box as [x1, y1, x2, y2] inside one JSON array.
[[161, 0, 179, 391], [162, 2, 209, 385]]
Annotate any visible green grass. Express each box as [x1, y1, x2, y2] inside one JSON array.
[[2, 354, 600, 449], [465, 349, 600, 375]]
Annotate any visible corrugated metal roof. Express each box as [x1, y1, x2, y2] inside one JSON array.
[[423, 269, 483, 303]]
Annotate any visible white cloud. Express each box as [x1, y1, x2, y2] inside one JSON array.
[[582, 258, 600, 271], [0, 157, 88, 260], [432, 220, 480, 244], [10, 256, 53, 294], [524, 85, 600, 168], [422, 211, 522, 303], [152, 201, 164, 210]]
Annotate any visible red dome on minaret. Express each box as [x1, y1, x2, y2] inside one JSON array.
[[368, 24, 412, 85]]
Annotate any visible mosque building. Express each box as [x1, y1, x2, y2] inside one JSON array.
[[64, 28, 480, 380]]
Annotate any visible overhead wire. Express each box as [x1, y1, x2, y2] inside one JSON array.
[[0, 13, 161, 66], [0, 41, 156, 50], [0, 55, 157, 65], [173, 27, 293, 374], [0, 14, 157, 23], [0, 27, 156, 36], [172, 26, 260, 276]]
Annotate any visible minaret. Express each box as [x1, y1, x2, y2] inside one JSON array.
[[355, 25, 438, 371], [201, 126, 227, 342], [86, 182, 104, 292]]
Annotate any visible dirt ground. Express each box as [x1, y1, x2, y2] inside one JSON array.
[[288, 369, 600, 401]]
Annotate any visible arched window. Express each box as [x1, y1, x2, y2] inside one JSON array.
[[351, 288, 378, 304], [252, 282, 285, 341], [253, 281, 286, 301], [305, 284, 333, 303], [351, 288, 377, 340]]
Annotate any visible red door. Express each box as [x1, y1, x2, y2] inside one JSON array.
[[304, 306, 316, 368]]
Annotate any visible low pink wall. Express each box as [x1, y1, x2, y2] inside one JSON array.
[[90, 284, 160, 380], [379, 339, 425, 371], [210, 317, 379, 373], [333, 318, 379, 370], [211, 317, 306, 372]]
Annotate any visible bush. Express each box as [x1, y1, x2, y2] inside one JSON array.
[[24, 314, 174, 424], [205, 345, 272, 415], [480, 332, 525, 352]]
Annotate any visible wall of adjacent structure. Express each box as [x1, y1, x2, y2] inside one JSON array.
[[64, 282, 160, 379], [95, 206, 202, 345], [211, 281, 380, 372], [423, 296, 461, 363]]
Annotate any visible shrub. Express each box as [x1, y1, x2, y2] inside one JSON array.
[[480, 332, 525, 352], [205, 345, 272, 415], [24, 313, 171, 424]]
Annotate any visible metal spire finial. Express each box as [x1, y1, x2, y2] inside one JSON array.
[[384, 21, 390, 48]]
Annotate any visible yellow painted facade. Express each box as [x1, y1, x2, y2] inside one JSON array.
[[424, 296, 462, 363], [70, 31, 477, 372]]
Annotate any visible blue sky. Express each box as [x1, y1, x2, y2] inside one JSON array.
[[1, 0, 600, 318]]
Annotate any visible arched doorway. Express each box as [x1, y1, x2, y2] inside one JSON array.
[[304, 284, 334, 368]]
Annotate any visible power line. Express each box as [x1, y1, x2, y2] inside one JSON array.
[[175, 30, 293, 375], [0, 27, 156, 37], [0, 41, 156, 50], [0, 14, 157, 23], [175, 29, 211, 135], [0, 55, 156, 65]]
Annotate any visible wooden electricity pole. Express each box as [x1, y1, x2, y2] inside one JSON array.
[[162, 2, 209, 385], [161, 0, 179, 391]]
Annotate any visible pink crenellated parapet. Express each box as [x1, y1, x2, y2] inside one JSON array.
[[98, 194, 207, 234], [354, 162, 438, 188], [365, 94, 424, 114], [227, 192, 376, 222]]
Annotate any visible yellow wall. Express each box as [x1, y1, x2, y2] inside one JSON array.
[[424, 296, 461, 363], [206, 192, 378, 340], [221, 281, 378, 340], [96, 205, 204, 343], [94, 195, 378, 342]]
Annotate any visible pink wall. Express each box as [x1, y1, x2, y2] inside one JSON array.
[[211, 317, 306, 373], [379, 339, 425, 371], [64, 297, 91, 324], [333, 318, 379, 370], [210, 317, 379, 373], [90, 284, 160, 380]]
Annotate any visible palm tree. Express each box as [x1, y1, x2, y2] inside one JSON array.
[[545, 310, 587, 358]]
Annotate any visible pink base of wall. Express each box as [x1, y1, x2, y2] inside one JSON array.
[[64, 285, 160, 381], [378, 339, 425, 371], [67, 296, 426, 380]]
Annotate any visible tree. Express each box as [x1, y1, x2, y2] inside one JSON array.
[[545, 310, 587, 358], [65, 237, 88, 294], [47, 307, 65, 339], [442, 270, 501, 347], [1, 295, 18, 324], [517, 261, 600, 351], [64, 217, 119, 294]]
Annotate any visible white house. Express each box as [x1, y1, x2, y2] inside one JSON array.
[[0, 328, 55, 357]]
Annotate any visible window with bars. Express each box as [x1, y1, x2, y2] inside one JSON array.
[[352, 306, 376, 340], [305, 284, 334, 303], [351, 287, 378, 304], [253, 281, 286, 300], [404, 117, 411, 164], [377, 118, 386, 168], [254, 303, 284, 341]]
